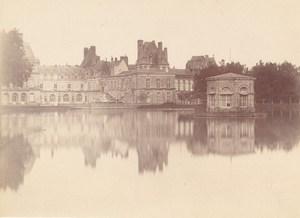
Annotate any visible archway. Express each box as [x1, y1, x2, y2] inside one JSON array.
[[50, 94, 56, 102], [63, 94, 69, 102], [12, 93, 18, 103], [76, 94, 82, 102]]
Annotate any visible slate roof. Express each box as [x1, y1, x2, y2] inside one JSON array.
[[38, 65, 86, 75]]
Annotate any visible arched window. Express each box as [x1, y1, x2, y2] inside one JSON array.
[[12, 93, 18, 102], [63, 94, 69, 102], [76, 94, 82, 102], [50, 94, 56, 102], [209, 86, 216, 93], [221, 87, 233, 94], [21, 93, 27, 102], [240, 87, 248, 92]]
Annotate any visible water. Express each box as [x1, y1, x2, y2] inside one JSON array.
[[0, 109, 300, 217]]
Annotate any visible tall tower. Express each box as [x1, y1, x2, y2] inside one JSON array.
[[136, 40, 169, 70]]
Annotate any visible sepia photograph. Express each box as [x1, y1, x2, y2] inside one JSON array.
[[0, 0, 300, 217]]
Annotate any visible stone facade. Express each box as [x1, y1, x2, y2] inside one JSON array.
[[102, 69, 175, 104], [1, 40, 195, 106], [206, 73, 255, 112]]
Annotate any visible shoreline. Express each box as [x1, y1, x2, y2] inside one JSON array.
[[0, 103, 299, 112]]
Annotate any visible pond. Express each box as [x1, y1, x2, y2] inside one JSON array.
[[0, 108, 300, 217]]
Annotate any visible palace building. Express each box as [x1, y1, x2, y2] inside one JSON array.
[[1, 39, 211, 106]]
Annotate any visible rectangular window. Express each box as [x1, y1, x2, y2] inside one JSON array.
[[221, 95, 232, 107], [68, 84, 71, 91], [81, 84, 84, 91], [40, 84, 43, 90], [167, 92, 171, 102], [167, 79, 171, 88], [146, 92, 150, 103], [240, 95, 247, 107], [156, 78, 160, 89], [157, 92, 161, 102], [146, 78, 150, 89], [29, 93, 34, 102], [210, 95, 215, 106], [54, 84, 57, 91]]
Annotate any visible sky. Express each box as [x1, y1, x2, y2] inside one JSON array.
[[0, 0, 299, 68]]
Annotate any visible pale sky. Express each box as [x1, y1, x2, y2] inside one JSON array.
[[0, 0, 299, 68]]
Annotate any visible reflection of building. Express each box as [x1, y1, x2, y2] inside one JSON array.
[[206, 73, 255, 113], [207, 118, 255, 155], [137, 142, 169, 174], [0, 110, 176, 173], [186, 118, 255, 156]]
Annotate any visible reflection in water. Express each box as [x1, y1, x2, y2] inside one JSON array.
[[0, 134, 35, 191], [186, 118, 255, 156], [255, 111, 300, 151], [0, 109, 299, 190], [185, 110, 300, 156]]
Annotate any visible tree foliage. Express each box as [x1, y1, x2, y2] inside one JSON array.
[[193, 60, 300, 101], [193, 61, 246, 98], [99, 61, 112, 76], [0, 29, 32, 87], [248, 61, 299, 100]]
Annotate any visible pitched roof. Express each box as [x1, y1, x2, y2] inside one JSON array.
[[190, 56, 206, 61], [207, 72, 255, 80], [38, 65, 86, 75]]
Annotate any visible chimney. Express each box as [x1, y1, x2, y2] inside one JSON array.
[[158, 42, 162, 51], [164, 48, 168, 61], [90, 46, 96, 55], [137, 40, 143, 48], [84, 47, 88, 58]]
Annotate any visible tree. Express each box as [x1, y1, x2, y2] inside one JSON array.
[[248, 61, 299, 102], [100, 61, 112, 76], [193, 61, 247, 99], [0, 29, 32, 87]]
